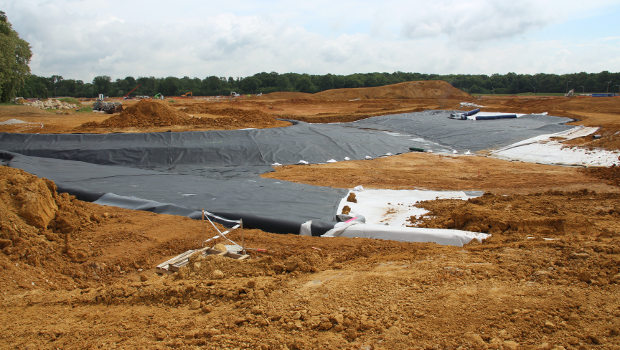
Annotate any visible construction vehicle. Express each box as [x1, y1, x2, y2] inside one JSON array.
[[565, 89, 575, 97], [92, 95, 122, 114], [123, 84, 141, 99], [181, 91, 193, 97], [230, 91, 240, 97], [154, 93, 164, 100]]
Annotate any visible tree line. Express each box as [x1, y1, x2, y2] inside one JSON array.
[[17, 71, 620, 99], [2, 12, 619, 101]]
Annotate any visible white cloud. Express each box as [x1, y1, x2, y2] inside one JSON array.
[[0, 0, 618, 81]]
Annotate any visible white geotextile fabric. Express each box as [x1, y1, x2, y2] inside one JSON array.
[[327, 187, 489, 246], [337, 188, 478, 227], [492, 126, 620, 167], [323, 223, 490, 247]]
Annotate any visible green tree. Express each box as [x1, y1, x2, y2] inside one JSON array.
[[317, 74, 334, 91], [50, 75, 62, 97], [202, 76, 223, 95], [295, 75, 316, 93], [275, 75, 292, 91], [0, 11, 32, 102], [160, 76, 180, 96], [93, 75, 112, 95], [239, 76, 261, 93]]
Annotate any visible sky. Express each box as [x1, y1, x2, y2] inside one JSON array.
[[2, 0, 620, 82]]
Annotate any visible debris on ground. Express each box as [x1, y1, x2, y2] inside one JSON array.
[[16, 98, 78, 110]]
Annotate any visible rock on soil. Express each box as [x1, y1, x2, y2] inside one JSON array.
[[17, 98, 77, 110]]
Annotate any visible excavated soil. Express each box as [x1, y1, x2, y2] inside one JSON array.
[[414, 190, 620, 237], [77, 100, 290, 132], [0, 166, 619, 348], [1, 84, 620, 348], [82, 100, 201, 128], [313, 81, 472, 100], [260, 91, 315, 100], [264, 152, 620, 194], [583, 165, 620, 187]]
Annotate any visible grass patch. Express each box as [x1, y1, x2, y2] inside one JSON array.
[[77, 106, 93, 112], [58, 97, 81, 105]]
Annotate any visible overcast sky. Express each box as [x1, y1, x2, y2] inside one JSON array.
[[2, 0, 619, 82]]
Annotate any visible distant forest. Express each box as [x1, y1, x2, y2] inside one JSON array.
[[18, 71, 620, 98]]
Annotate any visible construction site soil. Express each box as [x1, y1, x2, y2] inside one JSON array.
[[76, 100, 291, 133], [0, 81, 619, 348]]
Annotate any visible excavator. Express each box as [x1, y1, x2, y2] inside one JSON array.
[[181, 91, 193, 97]]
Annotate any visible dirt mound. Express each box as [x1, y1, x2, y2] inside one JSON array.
[[414, 190, 620, 237], [0, 165, 225, 292], [181, 105, 274, 119], [179, 105, 291, 129], [80, 100, 201, 128], [0, 166, 108, 290], [260, 91, 315, 100], [78, 100, 290, 130], [314, 80, 471, 100]]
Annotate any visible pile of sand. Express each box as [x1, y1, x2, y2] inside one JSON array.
[[314, 80, 471, 100]]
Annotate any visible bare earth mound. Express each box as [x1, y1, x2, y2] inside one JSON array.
[[260, 91, 315, 100], [415, 190, 620, 237], [79, 100, 206, 128], [178, 103, 291, 129], [314, 80, 471, 100], [77, 100, 290, 131]]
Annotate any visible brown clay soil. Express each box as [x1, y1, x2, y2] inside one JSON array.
[[1, 82, 620, 348], [1, 165, 619, 349], [75, 100, 291, 133], [312, 80, 471, 100], [263, 152, 620, 194]]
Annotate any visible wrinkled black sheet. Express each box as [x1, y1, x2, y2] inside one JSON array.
[[0, 112, 573, 234]]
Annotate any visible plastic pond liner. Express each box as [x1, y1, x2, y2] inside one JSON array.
[[0, 111, 574, 244]]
